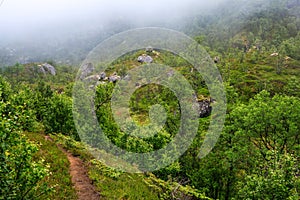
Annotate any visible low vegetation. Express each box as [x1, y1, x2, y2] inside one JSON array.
[[1, 1, 299, 199]]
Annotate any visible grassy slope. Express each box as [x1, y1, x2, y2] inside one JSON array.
[[3, 53, 209, 199], [208, 46, 300, 102], [10, 41, 299, 200], [25, 132, 77, 200], [26, 132, 162, 199], [51, 134, 209, 200]]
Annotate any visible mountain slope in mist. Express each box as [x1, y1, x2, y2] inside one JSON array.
[[0, 0, 292, 66]]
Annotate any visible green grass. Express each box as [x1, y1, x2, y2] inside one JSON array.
[[51, 133, 208, 200], [51, 134, 160, 199], [89, 166, 160, 200], [25, 132, 77, 200]]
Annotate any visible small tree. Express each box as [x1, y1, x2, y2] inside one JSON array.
[[0, 76, 51, 199], [237, 151, 299, 200]]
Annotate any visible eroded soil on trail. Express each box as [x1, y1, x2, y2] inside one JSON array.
[[45, 136, 101, 200]]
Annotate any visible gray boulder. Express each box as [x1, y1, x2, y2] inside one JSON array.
[[137, 55, 153, 63], [137, 56, 144, 62], [146, 46, 153, 53], [198, 99, 212, 118], [109, 76, 121, 83], [109, 72, 121, 83], [99, 72, 106, 80], [38, 65, 46, 74], [144, 56, 153, 63], [38, 63, 56, 76]]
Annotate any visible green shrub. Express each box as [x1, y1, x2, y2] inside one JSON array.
[[0, 76, 51, 199]]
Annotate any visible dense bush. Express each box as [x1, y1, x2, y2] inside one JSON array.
[[0, 76, 51, 199]]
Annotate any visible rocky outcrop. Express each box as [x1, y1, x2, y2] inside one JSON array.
[[86, 71, 121, 87], [38, 63, 56, 75], [137, 55, 153, 63]]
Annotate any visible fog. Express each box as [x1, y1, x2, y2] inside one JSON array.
[[0, 0, 223, 36], [0, 0, 271, 65]]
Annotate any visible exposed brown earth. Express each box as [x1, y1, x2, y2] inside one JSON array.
[[45, 135, 101, 200]]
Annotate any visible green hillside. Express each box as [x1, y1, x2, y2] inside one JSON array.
[[1, 0, 300, 199]]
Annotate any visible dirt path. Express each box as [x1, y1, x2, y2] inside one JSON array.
[[45, 136, 101, 200], [66, 151, 101, 200]]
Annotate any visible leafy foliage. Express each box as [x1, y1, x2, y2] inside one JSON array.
[[0, 1, 299, 199], [0, 76, 51, 200]]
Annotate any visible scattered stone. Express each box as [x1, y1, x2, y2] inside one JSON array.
[[270, 52, 279, 57], [84, 75, 100, 82], [109, 72, 121, 83], [146, 46, 154, 53], [197, 98, 213, 118], [135, 82, 141, 88], [214, 56, 220, 64], [99, 72, 106, 80]]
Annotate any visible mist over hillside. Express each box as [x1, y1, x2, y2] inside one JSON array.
[[1, 1, 300, 199], [0, 0, 298, 66]]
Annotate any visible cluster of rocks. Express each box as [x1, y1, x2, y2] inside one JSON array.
[[107, 72, 121, 83], [136, 46, 162, 64], [38, 63, 56, 76], [84, 72, 121, 83], [80, 63, 121, 84], [137, 54, 153, 63]]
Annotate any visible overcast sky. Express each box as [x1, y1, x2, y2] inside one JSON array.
[[0, 0, 272, 65], [0, 0, 226, 36]]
